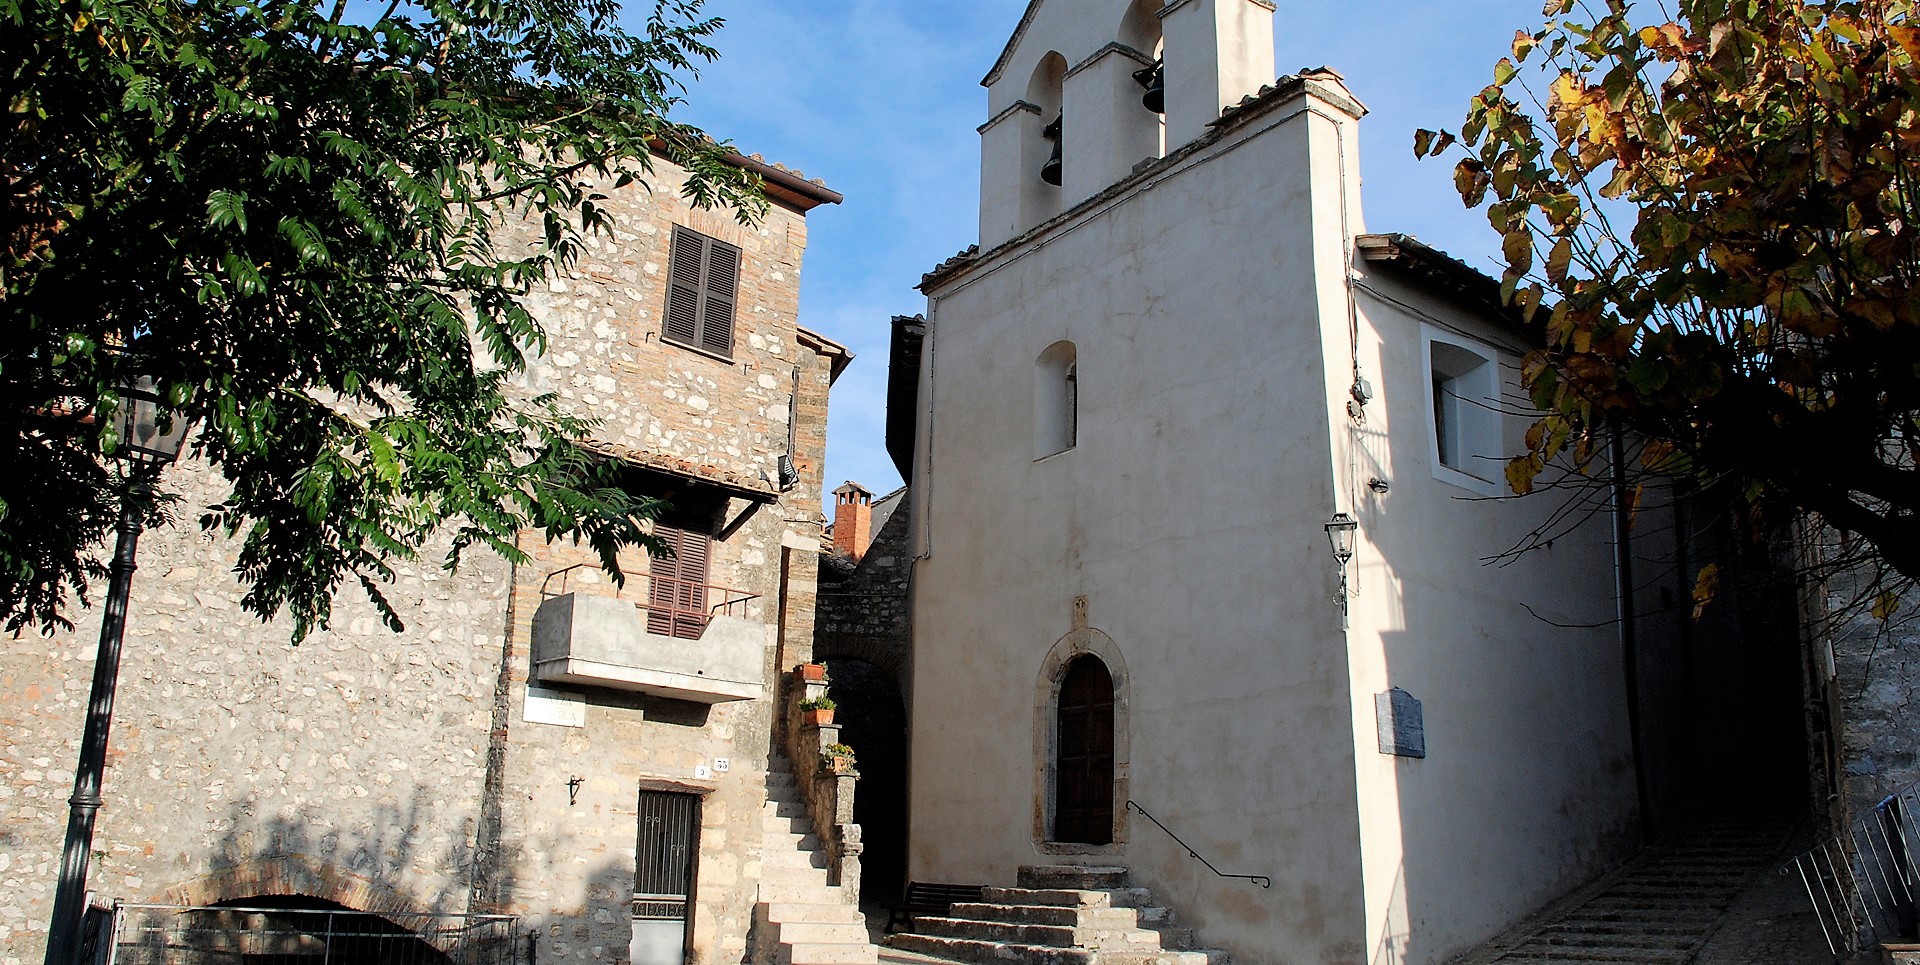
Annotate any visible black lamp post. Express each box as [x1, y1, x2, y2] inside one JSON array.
[[44, 379, 189, 965]]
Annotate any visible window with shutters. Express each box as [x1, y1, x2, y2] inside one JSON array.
[[662, 225, 741, 360], [647, 523, 714, 639]]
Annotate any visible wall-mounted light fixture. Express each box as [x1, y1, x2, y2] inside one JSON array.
[[1325, 512, 1358, 626], [567, 776, 584, 806]]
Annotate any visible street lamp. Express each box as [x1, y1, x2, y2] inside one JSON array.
[[45, 379, 189, 965], [1324, 512, 1358, 627]]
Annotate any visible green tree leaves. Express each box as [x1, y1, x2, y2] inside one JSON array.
[[1, 0, 763, 638], [1421, 0, 1920, 592]]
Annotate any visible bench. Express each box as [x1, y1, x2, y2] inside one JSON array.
[[885, 881, 986, 934]]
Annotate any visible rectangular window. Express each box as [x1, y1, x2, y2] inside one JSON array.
[[1423, 326, 1503, 495], [663, 226, 740, 360], [647, 523, 712, 639]]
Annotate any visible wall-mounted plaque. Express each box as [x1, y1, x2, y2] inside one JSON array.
[[1376, 687, 1426, 759]]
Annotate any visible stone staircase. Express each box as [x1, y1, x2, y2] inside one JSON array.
[[754, 756, 878, 965], [885, 865, 1228, 965], [1452, 810, 1794, 965]]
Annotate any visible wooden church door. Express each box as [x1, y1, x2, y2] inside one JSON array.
[[1054, 656, 1115, 844]]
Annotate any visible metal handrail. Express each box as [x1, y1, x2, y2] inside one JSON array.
[[1125, 800, 1271, 888], [540, 563, 759, 617]]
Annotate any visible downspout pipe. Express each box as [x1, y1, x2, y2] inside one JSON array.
[[1611, 420, 1654, 843]]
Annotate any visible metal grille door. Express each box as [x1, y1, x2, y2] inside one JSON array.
[[632, 791, 698, 965]]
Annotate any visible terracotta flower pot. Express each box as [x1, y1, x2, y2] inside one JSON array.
[[798, 663, 827, 682], [802, 707, 835, 726], [824, 755, 855, 776]]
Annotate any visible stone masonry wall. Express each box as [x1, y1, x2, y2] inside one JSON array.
[[0, 155, 839, 965], [815, 489, 912, 689], [0, 457, 509, 963], [1815, 531, 1920, 829]]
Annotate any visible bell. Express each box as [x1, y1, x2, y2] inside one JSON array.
[[1133, 60, 1165, 114], [1040, 113, 1063, 186]]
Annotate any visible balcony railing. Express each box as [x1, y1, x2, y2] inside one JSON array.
[[541, 563, 758, 640]]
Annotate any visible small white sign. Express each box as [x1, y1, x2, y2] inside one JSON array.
[[714, 758, 730, 773], [694, 765, 712, 779], [523, 684, 586, 727]]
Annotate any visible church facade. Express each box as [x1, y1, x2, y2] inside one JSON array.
[[892, 2, 1746, 962]]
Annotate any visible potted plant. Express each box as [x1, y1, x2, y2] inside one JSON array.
[[821, 743, 857, 776], [799, 696, 837, 727], [798, 663, 828, 683]]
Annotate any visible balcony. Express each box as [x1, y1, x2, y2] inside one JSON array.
[[530, 568, 765, 703]]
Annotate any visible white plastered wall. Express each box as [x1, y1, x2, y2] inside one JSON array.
[[1330, 259, 1644, 963], [913, 84, 1371, 965]]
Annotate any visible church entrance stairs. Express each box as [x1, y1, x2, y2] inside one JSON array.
[[1449, 810, 1796, 965], [883, 866, 1226, 965], [755, 756, 880, 965]]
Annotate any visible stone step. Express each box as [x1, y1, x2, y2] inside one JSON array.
[[764, 847, 832, 870], [982, 887, 1152, 909], [760, 880, 852, 904], [1096, 951, 1226, 965], [1143, 925, 1194, 950], [1017, 866, 1131, 891], [1529, 930, 1692, 950], [913, 916, 1164, 949], [769, 831, 823, 851], [1507, 945, 1689, 964], [776, 941, 879, 965], [885, 933, 1094, 965], [947, 904, 1140, 928], [767, 800, 810, 819], [764, 814, 813, 835], [762, 865, 833, 888], [758, 902, 868, 926], [770, 920, 873, 945]]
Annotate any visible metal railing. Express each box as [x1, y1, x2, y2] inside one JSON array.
[[108, 903, 521, 965], [1791, 782, 1920, 959], [1125, 800, 1271, 888], [541, 563, 759, 635]]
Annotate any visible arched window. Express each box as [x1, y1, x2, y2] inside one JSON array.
[[1035, 340, 1077, 458], [1054, 655, 1115, 844]]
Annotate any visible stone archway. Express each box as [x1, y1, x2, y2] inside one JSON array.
[[1032, 626, 1131, 855]]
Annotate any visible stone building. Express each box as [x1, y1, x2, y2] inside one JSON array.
[[884, 2, 1808, 964], [0, 149, 874, 965], [812, 483, 914, 907]]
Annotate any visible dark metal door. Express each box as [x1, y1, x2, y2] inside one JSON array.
[[633, 791, 699, 965], [1055, 656, 1114, 844]]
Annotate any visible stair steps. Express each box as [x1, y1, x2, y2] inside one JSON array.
[[884, 865, 1228, 965], [753, 756, 877, 965], [1451, 811, 1793, 964]]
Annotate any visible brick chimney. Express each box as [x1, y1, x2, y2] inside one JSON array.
[[832, 482, 874, 562]]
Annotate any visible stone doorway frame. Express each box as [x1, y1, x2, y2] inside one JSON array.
[[1031, 626, 1130, 855]]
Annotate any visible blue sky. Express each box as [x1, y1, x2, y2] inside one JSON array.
[[661, 1, 1554, 508]]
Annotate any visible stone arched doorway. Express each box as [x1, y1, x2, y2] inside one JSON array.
[[824, 657, 908, 907]]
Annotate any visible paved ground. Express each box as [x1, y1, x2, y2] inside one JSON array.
[[1690, 853, 1836, 964]]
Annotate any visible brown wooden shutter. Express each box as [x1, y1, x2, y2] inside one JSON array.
[[700, 241, 738, 356], [665, 227, 704, 348], [662, 226, 739, 359], [646, 524, 712, 639]]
